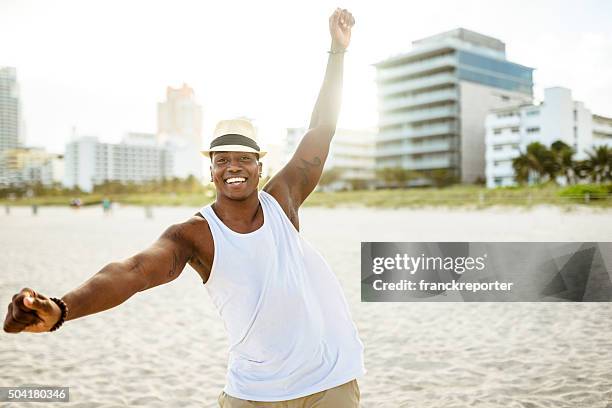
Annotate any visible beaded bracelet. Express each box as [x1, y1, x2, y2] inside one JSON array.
[[328, 49, 347, 54], [49, 297, 68, 332]]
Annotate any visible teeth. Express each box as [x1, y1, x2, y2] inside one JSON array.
[[225, 177, 246, 184]]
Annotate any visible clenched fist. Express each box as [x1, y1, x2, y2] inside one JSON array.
[[329, 8, 355, 52], [3, 288, 62, 333]]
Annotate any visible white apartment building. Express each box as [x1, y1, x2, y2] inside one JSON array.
[[285, 128, 376, 189], [485, 87, 612, 187], [375, 28, 534, 185], [592, 115, 612, 148], [63, 134, 173, 192]]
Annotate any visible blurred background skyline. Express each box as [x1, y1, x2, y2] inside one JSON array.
[[1, 0, 612, 154]]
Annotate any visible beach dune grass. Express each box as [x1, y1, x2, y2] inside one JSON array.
[[1, 184, 611, 208]]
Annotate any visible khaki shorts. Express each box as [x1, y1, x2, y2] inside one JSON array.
[[218, 379, 361, 407]]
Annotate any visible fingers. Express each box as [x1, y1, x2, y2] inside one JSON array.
[[4, 303, 31, 333], [4, 303, 22, 332], [20, 287, 35, 297], [329, 8, 340, 29], [3, 288, 46, 333], [340, 9, 355, 29], [330, 8, 355, 31], [340, 9, 347, 26], [11, 301, 41, 325], [23, 295, 50, 313], [14, 287, 35, 310], [17, 288, 50, 313]]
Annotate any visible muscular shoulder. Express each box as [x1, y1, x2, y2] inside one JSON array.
[[162, 214, 213, 254]]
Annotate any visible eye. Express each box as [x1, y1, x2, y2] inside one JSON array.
[[240, 156, 251, 161]]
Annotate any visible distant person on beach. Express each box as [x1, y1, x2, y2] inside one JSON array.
[[102, 197, 111, 214], [70, 197, 82, 208], [4, 8, 362, 407]]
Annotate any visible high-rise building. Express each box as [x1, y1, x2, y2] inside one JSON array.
[[285, 128, 377, 189], [157, 83, 203, 179], [157, 84, 203, 147], [374, 28, 534, 185], [63, 135, 173, 192], [485, 87, 612, 187], [0, 67, 22, 153]]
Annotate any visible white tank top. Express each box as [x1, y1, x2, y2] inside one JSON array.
[[199, 190, 365, 401]]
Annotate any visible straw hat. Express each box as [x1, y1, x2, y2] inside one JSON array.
[[201, 118, 267, 158]]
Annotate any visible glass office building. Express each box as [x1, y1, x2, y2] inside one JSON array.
[[375, 28, 534, 184], [0, 67, 22, 153]]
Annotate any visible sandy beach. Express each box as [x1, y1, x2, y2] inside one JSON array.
[[1, 204, 611, 407]]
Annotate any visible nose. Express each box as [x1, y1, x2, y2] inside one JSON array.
[[228, 160, 241, 170], [226, 158, 244, 173]]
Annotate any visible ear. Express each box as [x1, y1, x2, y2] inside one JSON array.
[[209, 165, 213, 182], [258, 162, 263, 177]]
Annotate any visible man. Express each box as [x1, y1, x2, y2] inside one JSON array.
[[4, 7, 363, 407]]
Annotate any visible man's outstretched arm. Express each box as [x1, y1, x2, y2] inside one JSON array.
[[265, 8, 355, 208], [3, 221, 195, 333]]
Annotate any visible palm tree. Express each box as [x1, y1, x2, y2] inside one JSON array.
[[533, 143, 558, 182], [512, 142, 557, 184], [572, 159, 592, 182], [550, 140, 575, 184], [585, 146, 612, 183], [512, 154, 531, 185]]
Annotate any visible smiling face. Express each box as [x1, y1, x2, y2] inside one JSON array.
[[210, 151, 262, 201]]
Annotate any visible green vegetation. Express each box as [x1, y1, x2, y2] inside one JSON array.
[[375, 168, 459, 188], [2, 183, 610, 209], [2, 146, 611, 209], [558, 184, 611, 202], [512, 142, 611, 185], [303, 184, 611, 208]]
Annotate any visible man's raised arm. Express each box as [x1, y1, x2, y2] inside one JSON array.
[[265, 8, 355, 208], [3, 221, 195, 333], [308, 8, 354, 131]]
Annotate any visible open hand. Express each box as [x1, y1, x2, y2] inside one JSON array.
[[329, 8, 355, 51], [3, 288, 61, 333]]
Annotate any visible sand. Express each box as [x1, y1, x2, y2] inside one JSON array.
[[1, 204, 611, 407]]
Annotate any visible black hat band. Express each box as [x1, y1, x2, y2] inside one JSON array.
[[210, 134, 260, 151]]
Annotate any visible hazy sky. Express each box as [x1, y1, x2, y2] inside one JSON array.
[[1, 0, 611, 153]]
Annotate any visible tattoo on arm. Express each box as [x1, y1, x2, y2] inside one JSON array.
[[297, 157, 322, 186]]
